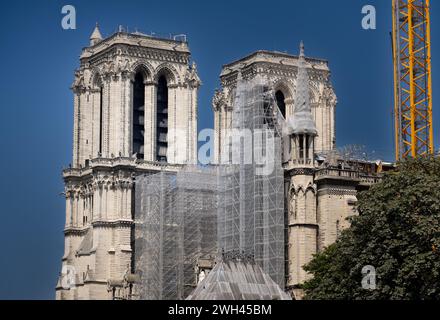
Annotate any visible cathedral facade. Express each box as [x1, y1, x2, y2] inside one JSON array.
[[57, 26, 384, 300]]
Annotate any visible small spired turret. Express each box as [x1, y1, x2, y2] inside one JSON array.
[[90, 23, 103, 46], [288, 41, 317, 167]]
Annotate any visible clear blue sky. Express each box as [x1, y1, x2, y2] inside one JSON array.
[[0, 0, 438, 299]]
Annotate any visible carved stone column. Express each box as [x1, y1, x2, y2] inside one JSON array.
[[101, 75, 111, 158], [173, 84, 189, 164], [65, 190, 72, 228], [90, 87, 102, 158], [143, 80, 156, 161], [72, 92, 80, 167], [167, 84, 178, 163], [285, 97, 294, 119], [121, 72, 132, 157]]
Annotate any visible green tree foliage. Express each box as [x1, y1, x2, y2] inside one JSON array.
[[303, 157, 440, 300]]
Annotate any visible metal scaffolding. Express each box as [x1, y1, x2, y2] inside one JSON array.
[[392, 0, 434, 159], [134, 167, 218, 300], [134, 75, 286, 299], [217, 74, 286, 288]]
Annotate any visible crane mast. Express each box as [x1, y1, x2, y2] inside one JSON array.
[[392, 0, 434, 160]]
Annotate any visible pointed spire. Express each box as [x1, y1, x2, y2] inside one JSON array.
[[299, 40, 305, 58], [288, 41, 317, 136], [90, 23, 103, 46]]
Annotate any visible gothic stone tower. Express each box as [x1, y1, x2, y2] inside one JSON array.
[[213, 44, 369, 299], [56, 25, 200, 300]]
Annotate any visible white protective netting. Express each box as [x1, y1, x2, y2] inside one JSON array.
[[134, 74, 287, 299], [217, 74, 286, 288], [134, 167, 218, 300]]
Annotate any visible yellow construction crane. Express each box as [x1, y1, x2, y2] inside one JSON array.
[[392, 0, 434, 160]]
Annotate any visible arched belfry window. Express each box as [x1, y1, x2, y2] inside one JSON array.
[[133, 72, 145, 159], [275, 90, 286, 119], [156, 75, 168, 162]]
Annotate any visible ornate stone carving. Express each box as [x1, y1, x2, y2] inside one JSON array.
[[322, 83, 337, 106], [212, 89, 226, 111], [317, 187, 357, 196], [154, 62, 181, 85], [72, 70, 86, 93]]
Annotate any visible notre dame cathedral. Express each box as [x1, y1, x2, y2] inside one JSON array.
[[56, 25, 387, 300]]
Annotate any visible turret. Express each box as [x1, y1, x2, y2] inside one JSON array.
[[286, 42, 319, 299], [288, 41, 317, 167], [90, 23, 103, 46]]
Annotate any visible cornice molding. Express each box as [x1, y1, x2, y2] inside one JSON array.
[[86, 45, 189, 68], [92, 219, 133, 228]]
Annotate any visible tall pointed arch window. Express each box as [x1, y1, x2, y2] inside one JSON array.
[[275, 90, 286, 119], [133, 72, 145, 159], [156, 75, 168, 162]]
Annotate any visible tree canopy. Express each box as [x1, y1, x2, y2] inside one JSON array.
[[303, 157, 440, 300]]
